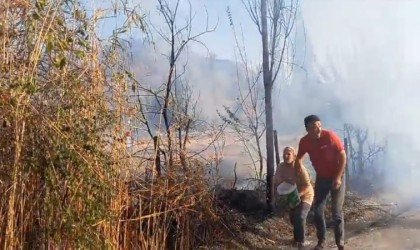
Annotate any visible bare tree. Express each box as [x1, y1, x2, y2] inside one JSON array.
[[241, 0, 299, 208], [173, 81, 200, 168], [131, 0, 216, 173], [221, 8, 265, 180], [355, 128, 368, 174], [364, 140, 384, 171], [344, 123, 384, 178], [344, 124, 357, 176]]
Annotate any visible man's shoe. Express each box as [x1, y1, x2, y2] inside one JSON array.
[[296, 242, 304, 249], [296, 241, 311, 249], [313, 241, 325, 250], [337, 245, 344, 250]]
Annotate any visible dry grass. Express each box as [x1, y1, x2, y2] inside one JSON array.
[[0, 1, 226, 249]]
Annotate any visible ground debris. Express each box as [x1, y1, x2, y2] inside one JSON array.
[[209, 188, 393, 249], [334, 191, 392, 221]]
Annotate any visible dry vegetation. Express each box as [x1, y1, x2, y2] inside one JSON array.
[[0, 0, 227, 249]]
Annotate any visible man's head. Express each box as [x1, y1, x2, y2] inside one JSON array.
[[304, 115, 322, 139], [282, 146, 296, 164]]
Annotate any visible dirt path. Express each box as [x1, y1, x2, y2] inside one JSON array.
[[338, 207, 420, 250], [214, 190, 420, 250]]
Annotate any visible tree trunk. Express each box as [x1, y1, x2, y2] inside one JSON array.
[[153, 136, 161, 177], [264, 86, 275, 210], [356, 129, 367, 176], [344, 137, 350, 184], [261, 0, 274, 210], [256, 134, 264, 180], [274, 130, 280, 166]]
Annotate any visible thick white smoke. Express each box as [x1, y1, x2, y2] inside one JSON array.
[[299, 0, 420, 202]]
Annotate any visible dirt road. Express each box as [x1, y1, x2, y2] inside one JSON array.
[[215, 191, 420, 250], [340, 207, 420, 250], [320, 206, 420, 250]]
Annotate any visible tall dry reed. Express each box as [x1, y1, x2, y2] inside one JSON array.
[[0, 0, 226, 249]]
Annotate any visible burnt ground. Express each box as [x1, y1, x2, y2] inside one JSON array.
[[202, 188, 400, 249]]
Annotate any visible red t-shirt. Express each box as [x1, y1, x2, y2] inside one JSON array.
[[297, 129, 344, 178]]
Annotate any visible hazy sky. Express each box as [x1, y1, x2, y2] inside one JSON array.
[[89, 0, 420, 146], [88, 0, 420, 60], [88, 0, 261, 61]]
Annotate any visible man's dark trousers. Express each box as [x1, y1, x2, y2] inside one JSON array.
[[313, 175, 345, 247]]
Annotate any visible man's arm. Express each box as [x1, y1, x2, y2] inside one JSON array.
[[295, 139, 306, 168], [294, 157, 304, 169], [335, 149, 346, 181], [298, 165, 312, 197], [330, 130, 346, 189]]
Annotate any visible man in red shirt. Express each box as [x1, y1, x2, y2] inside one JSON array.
[[296, 115, 346, 250]]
